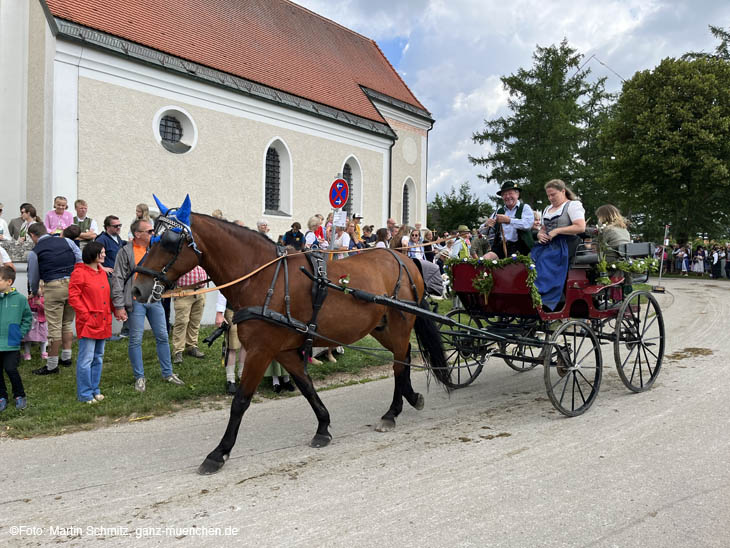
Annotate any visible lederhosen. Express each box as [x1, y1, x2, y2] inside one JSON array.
[[492, 202, 535, 258]]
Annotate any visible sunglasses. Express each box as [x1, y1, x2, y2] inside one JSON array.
[[110, 224, 122, 228], [136, 229, 154, 234]]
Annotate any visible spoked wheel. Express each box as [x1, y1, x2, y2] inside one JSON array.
[[614, 290, 665, 392], [501, 324, 541, 372], [543, 320, 603, 417], [440, 308, 489, 388]]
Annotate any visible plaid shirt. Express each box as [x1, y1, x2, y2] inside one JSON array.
[[177, 266, 208, 288]]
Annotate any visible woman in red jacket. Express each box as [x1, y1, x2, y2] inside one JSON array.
[[68, 241, 114, 404]]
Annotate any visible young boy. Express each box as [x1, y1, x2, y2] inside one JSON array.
[[0, 266, 32, 411]]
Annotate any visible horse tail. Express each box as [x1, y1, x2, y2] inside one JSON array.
[[413, 297, 452, 389]]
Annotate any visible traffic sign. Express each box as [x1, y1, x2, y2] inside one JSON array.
[[329, 178, 349, 209]]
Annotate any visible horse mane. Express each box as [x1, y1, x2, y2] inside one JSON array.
[[191, 212, 277, 248]]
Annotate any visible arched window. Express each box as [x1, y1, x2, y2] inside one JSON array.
[[340, 156, 362, 216], [262, 138, 292, 216], [402, 177, 416, 226], [265, 147, 280, 211], [343, 163, 353, 217]]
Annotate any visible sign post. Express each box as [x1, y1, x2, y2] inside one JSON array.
[[652, 224, 670, 293], [328, 177, 349, 257]]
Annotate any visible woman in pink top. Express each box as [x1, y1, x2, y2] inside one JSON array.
[[44, 196, 74, 235]]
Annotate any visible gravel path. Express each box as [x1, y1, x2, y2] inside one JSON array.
[[1, 278, 728, 547]]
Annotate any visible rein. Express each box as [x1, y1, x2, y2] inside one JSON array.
[[160, 235, 455, 299]]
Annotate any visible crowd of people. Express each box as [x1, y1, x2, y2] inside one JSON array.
[[0, 185, 723, 411]]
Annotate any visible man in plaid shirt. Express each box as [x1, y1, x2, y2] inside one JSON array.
[[171, 266, 208, 363]]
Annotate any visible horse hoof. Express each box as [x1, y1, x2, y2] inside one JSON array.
[[310, 433, 332, 448], [198, 457, 226, 475], [375, 418, 396, 432], [412, 393, 425, 411]]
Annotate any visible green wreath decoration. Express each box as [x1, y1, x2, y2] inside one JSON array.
[[595, 256, 660, 285], [445, 254, 542, 309], [594, 226, 660, 284]]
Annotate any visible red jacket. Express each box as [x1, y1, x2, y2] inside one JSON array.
[[68, 262, 114, 339]]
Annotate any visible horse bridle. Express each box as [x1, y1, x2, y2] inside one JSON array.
[[133, 210, 202, 301]]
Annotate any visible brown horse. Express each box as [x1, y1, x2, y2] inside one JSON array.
[[132, 196, 450, 474]]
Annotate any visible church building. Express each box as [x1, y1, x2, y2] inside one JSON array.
[[1, 0, 433, 234]]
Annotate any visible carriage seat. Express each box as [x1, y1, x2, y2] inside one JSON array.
[[617, 242, 655, 259], [570, 240, 599, 267], [616, 242, 655, 283], [572, 250, 599, 266]]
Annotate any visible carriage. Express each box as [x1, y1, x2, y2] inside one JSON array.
[[133, 196, 666, 474], [438, 242, 665, 416]]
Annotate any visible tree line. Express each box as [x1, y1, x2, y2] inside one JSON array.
[[428, 26, 730, 244]]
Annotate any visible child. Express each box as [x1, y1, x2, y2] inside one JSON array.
[[0, 266, 32, 411], [44, 195, 74, 235], [22, 284, 48, 360]]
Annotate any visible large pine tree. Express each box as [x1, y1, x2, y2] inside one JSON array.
[[470, 39, 612, 214]]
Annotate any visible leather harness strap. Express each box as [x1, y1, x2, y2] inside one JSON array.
[[230, 247, 423, 366]]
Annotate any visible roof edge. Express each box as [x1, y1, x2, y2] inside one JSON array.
[[369, 40, 429, 113], [53, 18, 397, 140], [37, 0, 59, 35], [361, 87, 434, 124]]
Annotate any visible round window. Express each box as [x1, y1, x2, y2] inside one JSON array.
[[153, 107, 197, 154]]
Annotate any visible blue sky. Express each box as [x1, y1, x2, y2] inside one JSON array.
[[295, 1, 730, 202]]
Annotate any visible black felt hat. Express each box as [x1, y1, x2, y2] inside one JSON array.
[[496, 181, 521, 196]]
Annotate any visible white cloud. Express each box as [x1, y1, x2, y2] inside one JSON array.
[[452, 76, 508, 117], [293, 0, 730, 202]]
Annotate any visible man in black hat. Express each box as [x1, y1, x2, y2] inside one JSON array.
[[485, 181, 535, 258]]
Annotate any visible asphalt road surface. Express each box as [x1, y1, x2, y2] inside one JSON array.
[[1, 277, 728, 547]]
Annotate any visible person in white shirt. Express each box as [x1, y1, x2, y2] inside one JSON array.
[[0, 202, 9, 240], [485, 181, 535, 257], [332, 224, 351, 260]]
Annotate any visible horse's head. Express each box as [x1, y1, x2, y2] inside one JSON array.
[[132, 194, 202, 303]]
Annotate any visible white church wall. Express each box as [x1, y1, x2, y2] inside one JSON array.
[[52, 41, 392, 237]]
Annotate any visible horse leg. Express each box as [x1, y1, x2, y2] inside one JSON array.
[[198, 348, 271, 475], [277, 350, 332, 448], [401, 343, 425, 411], [371, 327, 424, 433]]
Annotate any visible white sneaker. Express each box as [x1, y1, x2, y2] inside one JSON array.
[[94, 394, 105, 401], [165, 373, 185, 385], [135, 377, 146, 392]]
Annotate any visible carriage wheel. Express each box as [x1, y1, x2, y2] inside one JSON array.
[[440, 308, 488, 388], [501, 325, 541, 372], [613, 290, 665, 392], [543, 320, 602, 417]]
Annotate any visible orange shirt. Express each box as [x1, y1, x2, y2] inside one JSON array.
[[133, 243, 147, 279]]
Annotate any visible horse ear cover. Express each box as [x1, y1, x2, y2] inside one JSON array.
[[153, 194, 170, 216], [177, 194, 192, 225]]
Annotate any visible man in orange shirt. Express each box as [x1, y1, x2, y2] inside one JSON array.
[[111, 219, 184, 392]]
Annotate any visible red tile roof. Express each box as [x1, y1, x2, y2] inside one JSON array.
[[44, 0, 427, 124]]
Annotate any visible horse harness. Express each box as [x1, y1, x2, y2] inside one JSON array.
[[133, 211, 203, 300], [233, 247, 421, 363], [139, 209, 422, 364]]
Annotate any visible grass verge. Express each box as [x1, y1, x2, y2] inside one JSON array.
[[0, 326, 393, 439]]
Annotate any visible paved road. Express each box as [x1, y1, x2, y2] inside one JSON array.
[[1, 278, 728, 547]]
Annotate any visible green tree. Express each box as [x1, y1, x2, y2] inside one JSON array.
[[684, 25, 730, 61], [602, 56, 730, 242], [427, 182, 493, 233], [470, 39, 613, 210]]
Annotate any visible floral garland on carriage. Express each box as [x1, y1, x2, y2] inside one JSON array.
[[444, 254, 542, 308], [592, 223, 661, 285], [445, 229, 660, 308]]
